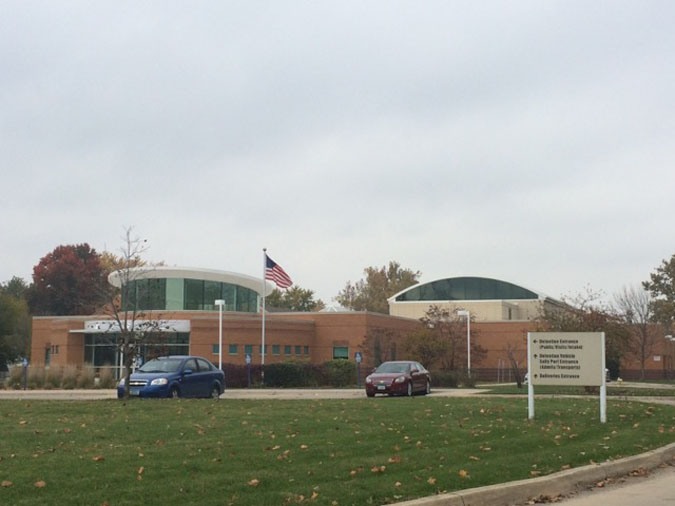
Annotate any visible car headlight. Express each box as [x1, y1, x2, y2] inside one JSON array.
[[365, 376, 372, 384], [118, 378, 125, 386], [150, 378, 168, 386], [395, 376, 406, 383]]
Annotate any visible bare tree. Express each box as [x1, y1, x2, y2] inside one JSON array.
[[405, 305, 485, 372], [503, 341, 525, 388], [102, 227, 168, 399], [613, 285, 656, 380]]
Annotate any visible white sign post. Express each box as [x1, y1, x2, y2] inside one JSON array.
[[527, 332, 606, 423]]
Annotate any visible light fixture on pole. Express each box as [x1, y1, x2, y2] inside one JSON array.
[[456, 310, 471, 377], [215, 299, 225, 370]]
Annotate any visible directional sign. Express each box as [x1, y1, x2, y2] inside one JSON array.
[[528, 332, 604, 386]]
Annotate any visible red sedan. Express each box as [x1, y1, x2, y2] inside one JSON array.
[[365, 361, 431, 397]]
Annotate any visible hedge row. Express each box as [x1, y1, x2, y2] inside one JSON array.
[[223, 360, 357, 388]]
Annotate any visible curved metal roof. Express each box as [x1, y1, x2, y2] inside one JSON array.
[[107, 266, 275, 296], [388, 276, 547, 303]]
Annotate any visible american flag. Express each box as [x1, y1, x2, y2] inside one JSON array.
[[265, 254, 293, 289]]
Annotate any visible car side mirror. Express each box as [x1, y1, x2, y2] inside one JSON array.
[[183, 368, 193, 376], [410, 367, 418, 374]]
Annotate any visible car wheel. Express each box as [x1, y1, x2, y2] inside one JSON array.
[[407, 382, 413, 397], [366, 392, 375, 398], [425, 381, 431, 395], [210, 384, 221, 399], [170, 386, 180, 399]]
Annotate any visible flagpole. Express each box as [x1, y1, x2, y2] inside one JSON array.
[[261, 247, 267, 385]]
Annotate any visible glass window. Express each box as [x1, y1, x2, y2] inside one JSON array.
[[333, 346, 348, 360], [222, 284, 236, 311], [304, 346, 309, 355], [184, 279, 204, 310], [166, 278, 184, 310], [204, 281, 222, 311], [258, 345, 268, 354], [184, 358, 198, 372], [273, 345, 280, 356], [197, 358, 214, 371], [244, 344, 253, 355], [284, 345, 291, 355], [212, 344, 220, 355], [294, 345, 301, 355], [229, 344, 238, 355]]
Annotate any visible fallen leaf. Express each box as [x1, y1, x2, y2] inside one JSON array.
[[371, 466, 381, 473], [248, 478, 260, 487], [469, 456, 480, 461], [300, 444, 309, 450], [349, 470, 357, 477], [138, 466, 144, 475], [155, 440, 165, 446], [92, 455, 105, 462], [530, 471, 541, 476], [310, 491, 319, 500], [1, 481, 13, 487], [63, 428, 71, 433], [458, 470, 469, 478], [394, 481, 402, 487], [427, 477, 437, 485], [34, 480, 46, 488], [19, 420, 28, 426], [388, 455, 402, 464]]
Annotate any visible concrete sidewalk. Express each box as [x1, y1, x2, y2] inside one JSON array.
[[555, 465, 675, 506]]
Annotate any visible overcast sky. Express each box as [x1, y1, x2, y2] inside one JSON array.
[[1, 1, 674, 304]]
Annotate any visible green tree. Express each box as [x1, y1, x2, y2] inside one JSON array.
[[537, 288, 630, 379], [336, 261, 421, 314], [265, 286, 325, 312], [0, 292, 30, 368], [28, 243, 106, 315], [1, 276, 29, 299], [643, 254, 675, 328]]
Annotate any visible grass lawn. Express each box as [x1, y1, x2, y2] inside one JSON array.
[[483, 384, 675, 397], [0, 397, 674, 506]]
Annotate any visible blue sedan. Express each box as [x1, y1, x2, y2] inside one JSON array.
[[117, 356, 225, 399]]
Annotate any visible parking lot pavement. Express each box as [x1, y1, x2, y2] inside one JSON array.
[[0, 387, 489, 400], [0, 389, 117, 400]]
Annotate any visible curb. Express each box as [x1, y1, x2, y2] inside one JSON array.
[[394, 442, 675, 506]]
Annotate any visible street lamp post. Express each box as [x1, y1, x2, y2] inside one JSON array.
[[457, 310, 471, 377], [215, 299, 225, 370]]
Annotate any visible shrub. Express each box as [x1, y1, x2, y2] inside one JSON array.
[[321, 360, 356, 387], [45, 366, 63, 389], [429, 370, 458, 388], [223, 364, 262, 388], [97, 368, 117, 389], [7, 366, 24, 389], [264, 361, 319, 387], [61, 365, 78, 389], [77, 366, 96, 388], [27, 367, 45, 389], [429, 370, 476, 388]]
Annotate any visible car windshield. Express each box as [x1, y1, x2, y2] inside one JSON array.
[[375, 362, 410, 374], [138, 358, 183, 373]]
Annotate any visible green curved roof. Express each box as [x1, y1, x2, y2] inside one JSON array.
[[392, 277, 540, 302]]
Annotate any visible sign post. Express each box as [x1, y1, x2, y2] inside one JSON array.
[[245, 353, 252, 388], [22, 358, 28, 391], [527, 332, 606, 423], [355, 352, 363, 388]]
